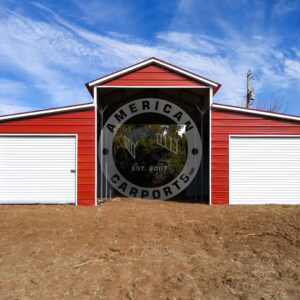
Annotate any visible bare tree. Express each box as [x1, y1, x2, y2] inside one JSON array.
[[250, 95, 286, 113], [243, 70, 285, 113], [233, 95, 285, 113]]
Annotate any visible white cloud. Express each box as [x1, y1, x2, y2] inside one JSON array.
[[0, 78, 42, 115], [177, 0, 195, 11], [70, 0, 132, 26], [0, 8, 99, 109], [0, 103, 37, 116], [0, 2, 299, 115], [0, 78, 27, 98], [272, 0, 299, 16], [157, 32, 218, 54], [292, 47, 300, 58], [284, 59, 300, 81], [253, 35, 264, 40]]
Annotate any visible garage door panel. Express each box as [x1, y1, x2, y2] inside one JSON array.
[[0, 162, 75, 167], [230, 136, 300, 205], [0, 135, 76, 204], [0, 177, 75, 183], [0, 170, 76, 175]]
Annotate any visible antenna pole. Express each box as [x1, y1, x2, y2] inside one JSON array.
[[247, 70, 251, 109]]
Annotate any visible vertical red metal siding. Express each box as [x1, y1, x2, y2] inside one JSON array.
[[211, 109, 300, 205], [0, 108, 95, 206], [102, 65, 204, 86]]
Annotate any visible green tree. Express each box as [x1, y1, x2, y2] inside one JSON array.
[[113, 124, 187, 187]]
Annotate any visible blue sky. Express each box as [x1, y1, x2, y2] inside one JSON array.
[[0, 0, 299, 115]]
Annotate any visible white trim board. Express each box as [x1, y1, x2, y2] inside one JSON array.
[[0, 103, 95, 122], [229, 134, 300, 138], [75, 134, 78, 206], [94, 87, 98, 206], [88, 58, 219, 88], [212, 103, 300, 122], [209, 87, 213, 205]]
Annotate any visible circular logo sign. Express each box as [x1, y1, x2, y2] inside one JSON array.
[[99, 98, 202, 200]]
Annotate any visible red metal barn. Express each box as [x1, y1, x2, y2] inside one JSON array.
[[0, 103, 96, 206], [211, 104, 300, 205], [0, 57, 300, 205]]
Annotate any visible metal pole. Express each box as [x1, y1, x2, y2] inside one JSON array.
[[98, 104, 108, 203], [196, 104, 203, 202], [247, 70, 251, 109], [99, 108, 104, 203], [105, 160, 108, 200]]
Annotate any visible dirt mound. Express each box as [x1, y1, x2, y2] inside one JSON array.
[[0, 198, 299, 299]]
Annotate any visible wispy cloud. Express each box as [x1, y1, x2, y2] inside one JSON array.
[[70, 0, 132, 26], [253, 35, 264, 40], [284, 59, 300, 81], [25, 5, 250, 102], [157, 32, 219, 54], [272, 0, 299, 16], [0, 1, 299, 115], [156, 27, 299, 106], [0, 7, 98, 109], [0, 78, 43, 115]]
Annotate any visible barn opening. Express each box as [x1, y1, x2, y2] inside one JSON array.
[[96, 87, 211, 203]]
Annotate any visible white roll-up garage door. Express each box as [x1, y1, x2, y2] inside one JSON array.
[[0, 135, 76, 204], [229, 136, 300, 205]]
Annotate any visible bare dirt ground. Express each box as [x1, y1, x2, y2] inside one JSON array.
[[0, 198, 299, 300]]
